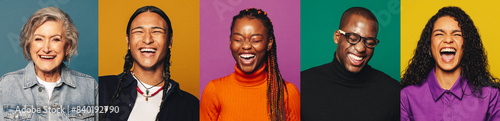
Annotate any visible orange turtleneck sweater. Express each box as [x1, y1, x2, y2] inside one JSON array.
[[200, 65, 300, 121]]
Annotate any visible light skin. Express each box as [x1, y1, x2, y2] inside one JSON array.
[[230, 17, 273, 74], [127, 11, 172, 86], [431, 16, 463, 90], [30, 20, 69, 83], [334, 14, 377, 73]]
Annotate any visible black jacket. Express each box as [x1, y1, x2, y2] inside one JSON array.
[[99, 72, 199, 121]]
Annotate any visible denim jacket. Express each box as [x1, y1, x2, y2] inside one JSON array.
[[0, 62, 97, 121]]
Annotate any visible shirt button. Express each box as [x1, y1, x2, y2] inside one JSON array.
[[38, 87, 42, 92]]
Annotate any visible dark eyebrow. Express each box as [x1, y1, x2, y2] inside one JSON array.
[[152, 26, 166, 31], [232, 33, 243, 36], [432, 29, 445, 33], [251, 34, 263, 37], [130, 26, 144, 32]]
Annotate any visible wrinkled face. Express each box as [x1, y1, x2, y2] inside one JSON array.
[[230, 18, 273, 74], [30, 20, 68, 74], [128, 12, 172, 70], [431, 16, 463, 72], [334, 15, 377, 73]]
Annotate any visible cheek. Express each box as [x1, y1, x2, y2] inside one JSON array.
[[229, 42, 239, 53]]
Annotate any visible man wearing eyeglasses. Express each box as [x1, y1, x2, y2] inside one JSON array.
[[301, 7, 400, 121]]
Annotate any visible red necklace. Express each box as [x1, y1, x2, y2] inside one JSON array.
[[137, 86, 163, 101]]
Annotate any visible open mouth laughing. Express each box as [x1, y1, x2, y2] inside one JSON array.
[[440, 47, 456, 63], [239, 53, 256, 65], [348, 54, 365, 66]]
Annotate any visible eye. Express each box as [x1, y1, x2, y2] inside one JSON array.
[[453, 33, 462, 36], [53, 38, 61, 41], [233, 38, 242, 42], [34, 38, 42, 41], [251, 39, 262, 43], [365, 39, 377, 46], [132, 30, 143, 34], [434, 33, 443, 36], [152, 29, 165, 34]]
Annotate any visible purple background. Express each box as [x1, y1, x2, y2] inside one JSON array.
[[200, 0, 301, 97]]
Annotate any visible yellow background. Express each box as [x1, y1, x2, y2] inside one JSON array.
[[99, 0, 200, 98], [401, 0, 500, 78]]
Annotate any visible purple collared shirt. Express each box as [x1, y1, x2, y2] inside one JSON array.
[[401, 68, 500, 121]]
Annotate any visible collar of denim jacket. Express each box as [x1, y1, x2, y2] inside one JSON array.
[[23, 61, 76, 88]]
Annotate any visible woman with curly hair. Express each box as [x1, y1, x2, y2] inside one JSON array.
[[200, 8, 300, 121], [401, 6, 500, 120]]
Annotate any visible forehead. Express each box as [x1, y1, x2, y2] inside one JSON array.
[[232, 18, 266, 32], [130, 12, 167, 28], [34, 20, 64, 33], [342, 14, 378, 37], [433, 16, 460, 30]]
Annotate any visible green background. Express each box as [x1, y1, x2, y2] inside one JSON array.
[[301, 0, 401, 81]]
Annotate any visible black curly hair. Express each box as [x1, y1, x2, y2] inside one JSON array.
[[230, 8, 288, 121], [401, 6, 499, 97], [101, 6, 173, 121]]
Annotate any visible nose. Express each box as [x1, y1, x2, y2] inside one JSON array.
[[443, 35, 454, 44], [353, 40, 366, 53], [143, 31, 154, 44], [42, 39, 51, 53], [241, 40, 252, 50]]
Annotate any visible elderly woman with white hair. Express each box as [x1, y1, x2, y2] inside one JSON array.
[[0, 7, 97, 120]]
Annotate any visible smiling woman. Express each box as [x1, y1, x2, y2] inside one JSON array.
[[0, 7, 97, 120], [401, 6, 500, 121]]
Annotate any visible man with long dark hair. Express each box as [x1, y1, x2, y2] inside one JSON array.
[[99, 6, 199, 121], [301, 7, 400, 121]]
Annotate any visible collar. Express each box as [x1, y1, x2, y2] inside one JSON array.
[[427, 68, 466, 101], [330, 53, 372, 82], [234, 64, 267, 87], [122, 71, 184, 97], [23, 61, 77, 89]]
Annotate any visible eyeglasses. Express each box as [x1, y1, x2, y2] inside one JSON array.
[[338, 30, 379, 48]]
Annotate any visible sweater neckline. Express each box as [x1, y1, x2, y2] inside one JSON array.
[[234, 64, 267, 87]]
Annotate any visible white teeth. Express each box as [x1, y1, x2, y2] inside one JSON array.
[[240, 54, 255, 59], [140, 48, 156, 53], [349, 54, 363, 61], [440, 48, 456, 53], [40, 55, 55, 59]]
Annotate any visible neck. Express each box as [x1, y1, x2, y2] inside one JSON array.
[[435, 66, 461, 90], [132, 62, 165, 87], [34, 65, 61, 83]]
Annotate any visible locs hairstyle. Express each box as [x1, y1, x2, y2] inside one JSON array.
[[401, 6, 499, 97], [230, 8, 287, 121], [101, 6, 173, 120]]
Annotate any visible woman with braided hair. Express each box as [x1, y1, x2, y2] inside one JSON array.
[[200, 8, 300, 121], [401, 6, 500, 121], [99, 6, 199, 121]]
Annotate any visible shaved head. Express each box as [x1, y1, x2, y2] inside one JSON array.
[[339, 7, 379, 33]]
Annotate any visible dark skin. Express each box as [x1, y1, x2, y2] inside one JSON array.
[[334, 14, 378, 73], [230, 17, 273, 74]]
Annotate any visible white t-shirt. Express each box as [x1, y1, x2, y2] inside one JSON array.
[[128, 80, 171, 121], [36, 76, 61, 100]]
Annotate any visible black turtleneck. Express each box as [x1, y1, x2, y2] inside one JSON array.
[[301, 55, 400, 121]]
